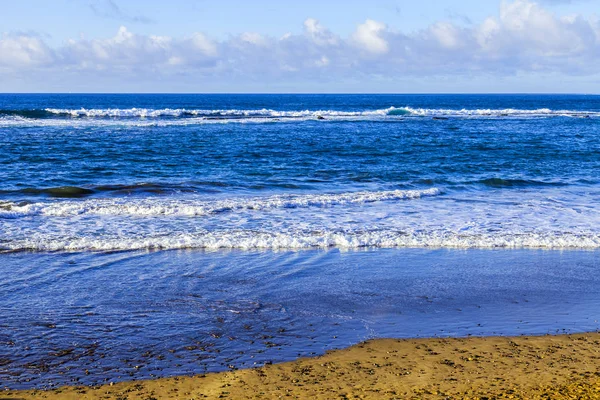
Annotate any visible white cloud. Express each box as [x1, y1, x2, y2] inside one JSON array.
[[2, 0, 600, 88], [498, 0, 582, 53], [476, 17, 502, 50], [189, 33, 217, 57], [352, 19, 389, 54], [57, 27, 218, 70], [239, 32, 267, 46], [0, 34, 54, 67], [429, 22, 465, 49], [303, 18, 339, 46]]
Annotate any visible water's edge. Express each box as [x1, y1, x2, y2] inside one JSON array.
[[1, 248, 599, 390]]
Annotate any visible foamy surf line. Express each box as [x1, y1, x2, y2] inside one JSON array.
[[40, 107, 600, 118], [42, 107, 397, 118], [0, 107, 598, 127], [3, 230, 600, 252], [0, 188, 442, 218]]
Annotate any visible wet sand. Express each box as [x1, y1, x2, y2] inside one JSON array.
[[5, 332, 600, 399], [4, 249, 600, 390]]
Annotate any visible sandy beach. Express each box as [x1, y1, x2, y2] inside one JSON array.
[[5, 332, 600, 399]]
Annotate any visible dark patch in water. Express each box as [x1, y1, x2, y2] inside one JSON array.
[[93, 183, 172, 195], [0, 109, 53, 119], [0, 182, 232, 199], [476, 178, 567, 188], [21, 186, 95, 198]]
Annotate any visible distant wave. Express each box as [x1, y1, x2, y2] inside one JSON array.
[[37, 107, 600, 119], [0, 107, 597, 125], [3, 230, 600, 252], [43, 107, 399, 119], [399, 107, 598, 118], [0, 188, 442, 218]]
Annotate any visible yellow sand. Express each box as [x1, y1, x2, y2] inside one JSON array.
[[5, 333, 600, 399]]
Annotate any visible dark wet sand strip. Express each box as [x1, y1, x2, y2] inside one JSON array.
[[5, 332, 600, 399]]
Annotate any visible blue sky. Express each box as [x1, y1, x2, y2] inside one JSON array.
[[1, 0, 599, 92]]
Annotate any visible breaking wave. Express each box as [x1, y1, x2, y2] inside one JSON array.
[[43, 107, 398, 119], [37, 106, 600, 119], [3, 230, 600, 252], [399, 107, 599, 118], [0, 188, 442, 218], [2, 185, 599, 252], [0, 107, 597, 127]]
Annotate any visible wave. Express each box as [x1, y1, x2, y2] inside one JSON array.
[[3, 230, 600, 252], [0, 188, 442, 218], [43, 107, 397, 119], [2, 186, 598, 252], [1, 106, 598, 123], [35, 106, 600, 119], [400, 107, 599, 118], [0, 108, 398, 127]]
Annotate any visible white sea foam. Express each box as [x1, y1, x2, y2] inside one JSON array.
[[399, 107, 599, 118], [2, 186, 600, 252], [44, 107, 395, 118], [0, 115, 282, 128], [0, 188, 442, 218], [43, 106, 600, 119], [1, 106, 597, 128], [4, 230, 600, 252]]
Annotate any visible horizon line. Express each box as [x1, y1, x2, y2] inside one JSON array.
[[0, 92, 598, 96]]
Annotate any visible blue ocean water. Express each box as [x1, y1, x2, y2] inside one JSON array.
[[1, 94, 600, 389], [1, 94, 599, 251]]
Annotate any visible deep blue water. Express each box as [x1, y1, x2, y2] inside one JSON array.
[[1, 94, 600, 389]]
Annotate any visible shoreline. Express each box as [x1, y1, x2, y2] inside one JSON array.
[[5, 332, 600, 399], [2, 249, 600, 394]]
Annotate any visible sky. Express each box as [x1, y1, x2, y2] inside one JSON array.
[[0, 0, 599, 93]]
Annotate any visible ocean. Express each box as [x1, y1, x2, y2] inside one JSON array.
[[1, 94, 600, 389]]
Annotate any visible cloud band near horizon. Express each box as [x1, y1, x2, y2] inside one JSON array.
[[1, 0, 599, 92]]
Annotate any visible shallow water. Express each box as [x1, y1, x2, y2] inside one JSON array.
[[1, 248, 600, 390]]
